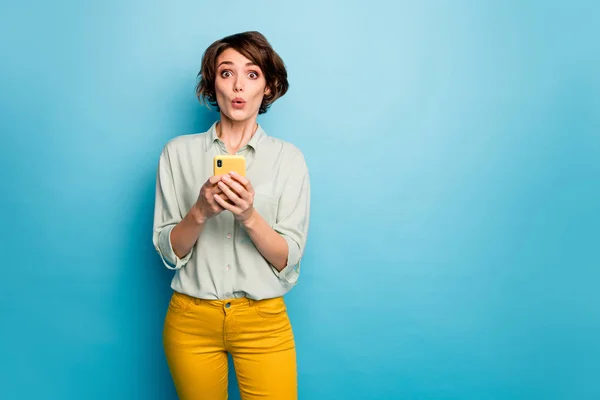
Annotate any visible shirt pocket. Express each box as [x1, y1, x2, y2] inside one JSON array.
[[253, 191, 278, 227]]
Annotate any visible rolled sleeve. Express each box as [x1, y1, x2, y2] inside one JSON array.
[[152, 145, 192, 270], [271, 154, 310, 284], [155, 224, 193, 270]]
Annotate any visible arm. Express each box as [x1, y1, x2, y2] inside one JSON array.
[[242, 210, 289, 271], [170, 174, 225, 259], [152, 146, 224, 269], [169, 205, 206, 260], [268, 156, 310, 279], [152, 146, 191, 270]]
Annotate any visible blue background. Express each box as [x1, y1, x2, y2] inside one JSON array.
[[1, 1, 599, 399]]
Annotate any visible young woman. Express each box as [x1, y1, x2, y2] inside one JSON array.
[[152, 31, 310, 400]]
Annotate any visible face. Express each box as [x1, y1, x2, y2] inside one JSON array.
[[214, 48, 269, 122]]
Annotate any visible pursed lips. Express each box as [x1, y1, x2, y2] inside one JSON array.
[[231, 97, 246, 109]]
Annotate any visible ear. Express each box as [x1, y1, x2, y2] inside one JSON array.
[[264, 86, 272, 96]]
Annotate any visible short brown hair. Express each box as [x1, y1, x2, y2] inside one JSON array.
[[196, 31, 289, 115]]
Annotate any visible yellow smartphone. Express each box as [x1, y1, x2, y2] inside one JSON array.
[[213, 154, 246, 177]]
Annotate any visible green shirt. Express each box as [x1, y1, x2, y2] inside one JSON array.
[[152, 121, 310, 300]]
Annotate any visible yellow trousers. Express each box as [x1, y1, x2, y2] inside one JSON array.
[[162, 291, 297, 400]]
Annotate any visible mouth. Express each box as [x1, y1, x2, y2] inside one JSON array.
[[231, 98, 246, 109]]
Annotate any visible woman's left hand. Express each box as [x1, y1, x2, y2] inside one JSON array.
[[214, 171, 256, 223]]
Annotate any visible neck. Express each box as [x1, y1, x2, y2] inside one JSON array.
[[217, 114, 258, 154]]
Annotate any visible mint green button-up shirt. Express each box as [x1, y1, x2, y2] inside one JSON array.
[[152, 121, 310, 300]]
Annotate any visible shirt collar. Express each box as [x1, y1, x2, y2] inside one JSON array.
[[204, 121, 265, 152]]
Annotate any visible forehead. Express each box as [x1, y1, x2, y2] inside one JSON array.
[[216, 48, 258, 68]]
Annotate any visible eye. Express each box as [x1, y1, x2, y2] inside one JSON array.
[[220, 70, 232, 78], [248, 71, 259, 79]]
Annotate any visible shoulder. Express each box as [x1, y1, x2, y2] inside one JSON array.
[[159, 130, 209, 162], [162, 132, 205, 154], [261, 135, 307, 167]]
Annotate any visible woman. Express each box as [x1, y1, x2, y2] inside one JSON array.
[[152, 31, 310, 400]]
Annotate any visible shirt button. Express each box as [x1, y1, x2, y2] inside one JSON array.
[[226, 264, 231, 270], [227, 233, 232, 239]]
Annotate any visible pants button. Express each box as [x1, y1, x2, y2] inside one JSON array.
[[225, 302, 231, 308]]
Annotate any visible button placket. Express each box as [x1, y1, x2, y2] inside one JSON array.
[[222, 214, 235, 299]]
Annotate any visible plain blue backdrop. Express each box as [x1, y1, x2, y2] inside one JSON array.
[[1, 1, 599, 399]]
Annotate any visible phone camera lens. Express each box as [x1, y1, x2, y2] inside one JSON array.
[[217, 160, 222, 167]]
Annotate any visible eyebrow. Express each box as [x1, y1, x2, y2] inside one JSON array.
[[217, 61, 258, 68]]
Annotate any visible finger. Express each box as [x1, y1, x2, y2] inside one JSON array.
[[218, 193, 233, 204], [204, 188, 220, 202], [210, 192, 227, 200], [208, 175, 222, 185], [204, 181, 224, 198], [211, 185, 223, 194], [208, 189, 230, 202], [214, 193, 239, 212], [229, 172, 254, 195], [218, 181, 243, 205], [221, 175, 247, 198]]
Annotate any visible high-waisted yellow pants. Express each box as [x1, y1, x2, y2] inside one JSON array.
[[162, 291, 297, 400]]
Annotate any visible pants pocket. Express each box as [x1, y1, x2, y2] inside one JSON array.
[[255, 297, 287, 318], [168, 291, 193, 314]]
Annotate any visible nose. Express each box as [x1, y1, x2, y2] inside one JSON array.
[[234, 75, 243, 92]]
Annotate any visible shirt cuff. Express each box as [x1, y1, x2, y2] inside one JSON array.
[[271, 235, 301, 284], [156, 225, 192, 270]]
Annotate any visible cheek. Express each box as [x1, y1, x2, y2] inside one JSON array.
[[214, 80, 226, 95], [251, 84, 267, 100], [214, 82, 229, 103]]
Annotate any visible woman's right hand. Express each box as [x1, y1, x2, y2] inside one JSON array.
[[192, 176, 225, 223]]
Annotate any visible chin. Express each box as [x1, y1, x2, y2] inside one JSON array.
[[221, 108, 258, 122]]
